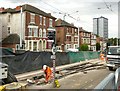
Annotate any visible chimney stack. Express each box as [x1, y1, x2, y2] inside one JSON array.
[[0, 7, 5, 12]]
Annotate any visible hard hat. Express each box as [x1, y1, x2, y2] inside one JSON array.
[[43, 65, 47, 70]]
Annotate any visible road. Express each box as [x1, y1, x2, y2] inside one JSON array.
[[28, 67, 112, 89]]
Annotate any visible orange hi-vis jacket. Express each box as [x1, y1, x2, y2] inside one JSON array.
[[44, 67, 52, 82], [100, 53, 105, 61]]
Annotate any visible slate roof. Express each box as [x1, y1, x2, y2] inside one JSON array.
[[0, 4, 56, 19], [79, 27, 91, 33], [55, 19, 77, 28], [2, 34, 24, 44]]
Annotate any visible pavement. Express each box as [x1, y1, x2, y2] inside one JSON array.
[[28, 69, 111, 89], [15, 58, 105, 81], [27, 59, 108, 89]]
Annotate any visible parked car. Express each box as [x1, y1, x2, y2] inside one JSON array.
[[0, 62, 17, 85], [106, 46, 120, 71]]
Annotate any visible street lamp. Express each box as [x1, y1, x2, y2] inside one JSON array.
[[53, 11, 79, 21], [20, 6, 23, 49], [47, 29, 56, 87], [75, 17, 80, 49]]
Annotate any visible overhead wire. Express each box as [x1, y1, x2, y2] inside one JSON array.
[[103, 0, 117, 15], [40, 0, 64, 13], [38, 0, 94, 31]]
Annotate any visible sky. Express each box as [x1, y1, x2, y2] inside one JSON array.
[[0, 0, 119, 38]]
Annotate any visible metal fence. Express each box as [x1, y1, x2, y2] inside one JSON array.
[[94, 68, 120, 90]]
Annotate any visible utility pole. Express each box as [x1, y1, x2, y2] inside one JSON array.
[[20, 6, 23, 49], [47, 30, 56, 87], [76, 17, 80, 48]]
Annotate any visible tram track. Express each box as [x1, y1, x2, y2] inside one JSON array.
[[19, 60, 106, 86]]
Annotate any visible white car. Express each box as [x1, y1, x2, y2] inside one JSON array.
[[106, 46, 120, 71], [0, 62, 8, 79]]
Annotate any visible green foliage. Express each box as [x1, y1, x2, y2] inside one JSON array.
[[96, 43, 101, 51], [107, 38, 118, 46], [96, 35, 99, 37], [79, 44, 89, 51]]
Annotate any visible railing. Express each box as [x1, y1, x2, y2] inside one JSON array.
[[94, 68, 120, 90]]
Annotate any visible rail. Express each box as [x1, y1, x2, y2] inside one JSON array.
[[94, 67, 120, 90]]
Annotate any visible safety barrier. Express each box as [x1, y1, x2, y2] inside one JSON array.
[[2, 50, 100, 75], [68, 51, 100, 63], [94, 67, 120, 90]]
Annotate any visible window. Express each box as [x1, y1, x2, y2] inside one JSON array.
[[39, 28, 42, 37], [84, 33, 86, 36], [87, 39, 89, 43], [43, 40, 46, 49], [40, 15, 42, 25], [72, 37, 74, 42], [29, 28, 32, 36], [75, 45, 78, 49], [82, 39, 84, 43], [16, 44, 19, 50], [67, 45, 69, 49], [29, 41, 31, 50], [75, 37, 78, 42], [30, 13, 35, 23], [43, 29, 46, 37], [34, 28, 38, 37], [8, 15, 11, 22], [33, 42, 37, 51], [49, 19, 53, 27], [7, 27, 10, 34], [66, 36, 71, 41], [74, 29, 77, 35], [43, 17, 46, 26], [75, 29, 77, 32], [84, 39, 86, 43], [67, 28, 69, 34], [72, 28, 74, 34]]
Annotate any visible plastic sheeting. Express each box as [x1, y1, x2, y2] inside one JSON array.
[[2, 51, 69, 75], [68, 51, 100, 63], [1, 49, 99, 75]]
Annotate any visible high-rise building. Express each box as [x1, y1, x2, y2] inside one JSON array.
[[93, 16, 108, 39]]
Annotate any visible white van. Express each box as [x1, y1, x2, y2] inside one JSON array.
[[106, 46, 120, 71]]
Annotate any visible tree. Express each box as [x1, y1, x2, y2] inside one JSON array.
[[113, 38, 117, 46], [96, 43, 101, 51], [79, 44, 89, 51]]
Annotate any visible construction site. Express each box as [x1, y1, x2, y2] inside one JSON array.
[[0, 48, 110, 90]]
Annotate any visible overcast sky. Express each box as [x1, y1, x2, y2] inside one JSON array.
[[0, 0, 119, 38]]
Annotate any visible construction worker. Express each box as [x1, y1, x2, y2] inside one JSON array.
[[43, 65, 52, 83], [100, 52, 105, 61]]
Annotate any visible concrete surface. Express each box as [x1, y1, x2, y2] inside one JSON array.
[[28, 68, 112, 89], [16, 59, 103, 81]]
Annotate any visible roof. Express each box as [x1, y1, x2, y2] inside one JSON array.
[[0, 4, 56, 19], [1, 34, 24, 44], [79, 27, 91, 33], [93, 16, 108, 20], [55, 19, 77, 28]]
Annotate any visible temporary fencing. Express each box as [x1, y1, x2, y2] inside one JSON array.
[[68, 51, 99, 63], [1, 48, 99, 75]]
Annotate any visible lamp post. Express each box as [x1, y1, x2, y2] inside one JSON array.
[[47, 28, 56, 87], [20, 6, 23, 49], [75, 17, 80, 49]]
